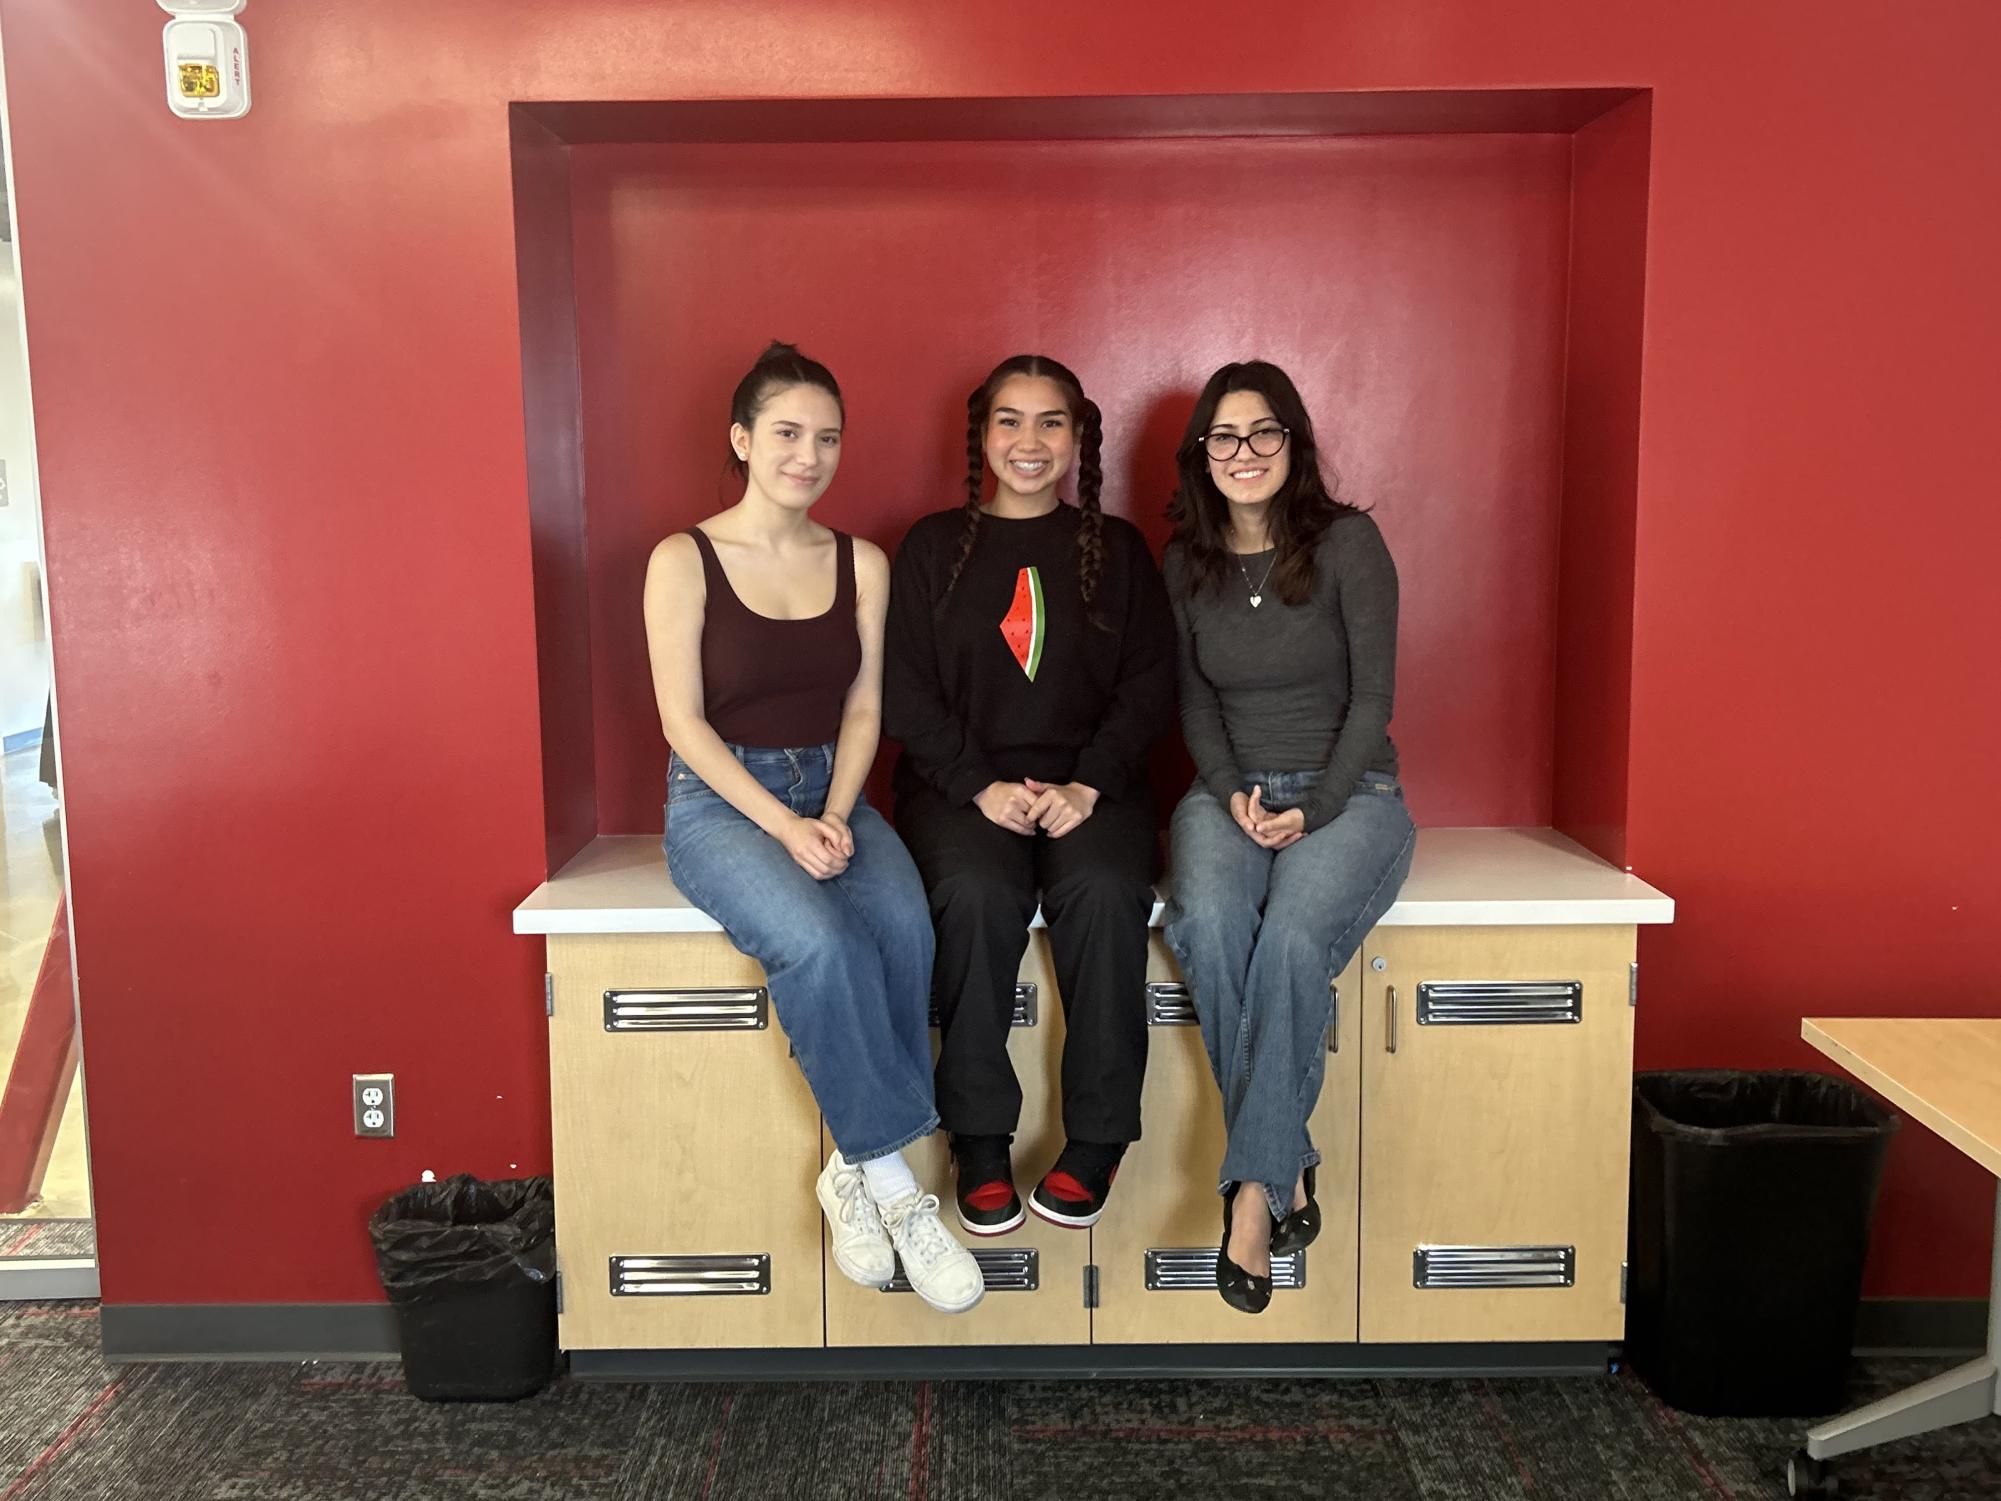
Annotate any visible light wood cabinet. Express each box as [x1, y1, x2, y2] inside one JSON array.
[[1356, 924, 1637, 1343], [823, 935, 1090, 1347], [545, 926, 1639, 1353], [525, 832, 1670, 1363], [547, 933, 825, 1350], [1090, 939, 1363, 1344]]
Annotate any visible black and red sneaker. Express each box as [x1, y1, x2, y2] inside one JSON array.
[[1028, 1140, 1126, 1229], [951, 1133, 1024, 1236]]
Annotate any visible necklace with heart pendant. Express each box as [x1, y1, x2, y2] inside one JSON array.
[[1235, 548, 1278, 608]]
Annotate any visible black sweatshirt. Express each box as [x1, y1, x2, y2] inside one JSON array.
[[885, 505, 1176, 806]]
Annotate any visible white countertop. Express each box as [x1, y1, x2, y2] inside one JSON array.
[[513, 827, 1672, 936]]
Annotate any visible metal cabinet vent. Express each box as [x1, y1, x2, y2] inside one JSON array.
[[929, 982, 1038, 1030], [884, 1247, 1037, 1294], [1415, 981, 1582, 1026], [610, 1253, 771, 1296], [1145, 1248, 1306, 1291], [603, 987, 768, 1032], [1413, 1244, 1576, 1289], [1147, 981, 1341, 1041], [1145, 982, 1198, 1027]]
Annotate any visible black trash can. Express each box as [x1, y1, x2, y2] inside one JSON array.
[[369, 1173, 558, 1401], [1626, 1070, 1899, 1416]]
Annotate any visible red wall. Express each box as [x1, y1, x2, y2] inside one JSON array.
[[1551, 95, 1650, 871], [2, 0, 1995, 1305], [513, 112, 598, 874], [572, 135, 1572, 834]]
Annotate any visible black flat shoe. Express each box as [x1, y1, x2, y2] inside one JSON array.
[[1270, 1165, 1320, 1257], [1216, 1189, 1273, 1315]]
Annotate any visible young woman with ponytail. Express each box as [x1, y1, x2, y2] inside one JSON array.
[[645, 341, 984, 1315], [884, 355, 1175, 1237]]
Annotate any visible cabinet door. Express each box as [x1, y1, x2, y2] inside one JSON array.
[[548, 933, 825, 1351], [1090, 938, 1361, 1344], [1358, 924, 1635, 1343], [824, 935, 1090, 1346]]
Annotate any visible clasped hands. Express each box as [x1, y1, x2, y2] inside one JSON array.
[[976, 778, 1098, 838], [1230, 786, 1305, 850], [779, 808, 854, 879]]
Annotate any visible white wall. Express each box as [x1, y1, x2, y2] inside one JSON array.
[[0, 234, 49, 740]]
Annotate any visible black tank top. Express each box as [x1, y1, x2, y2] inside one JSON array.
[[687, 528, 861, 749]]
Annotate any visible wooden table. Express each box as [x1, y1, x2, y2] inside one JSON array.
[[1791, 1018, 2001, 1494]]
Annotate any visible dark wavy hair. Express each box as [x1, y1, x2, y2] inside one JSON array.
[[940, 354, 1105, 621], [1164, 361, 1359, 606], [725, 341, 843, 480]]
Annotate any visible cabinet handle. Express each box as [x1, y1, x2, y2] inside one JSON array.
[[603, 988, 767, 1032], [1386, 985, 1398, 1054], [886, 1247, 1038, 1293], [1328, 981, 1340, 1054], [931, 982, 1038, 1029], [610, 1254, 770, 1296], [1143, 981, 1199, 1027]]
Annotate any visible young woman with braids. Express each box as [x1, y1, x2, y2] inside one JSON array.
[[1160, 361, 1415, 1314], [645, 342, 984, 1315], [884, 355, 1175, 1236]]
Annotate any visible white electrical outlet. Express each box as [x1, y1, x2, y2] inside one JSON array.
[[353, 1073, 395, 1138]]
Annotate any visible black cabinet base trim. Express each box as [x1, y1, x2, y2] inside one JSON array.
[[90, 1296, 1984, 1366], [569, 1342, 1615, 1381]]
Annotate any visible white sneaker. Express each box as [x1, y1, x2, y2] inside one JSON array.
[[879, 1191, 986, 1314], [816, 1151, 896, 1288]]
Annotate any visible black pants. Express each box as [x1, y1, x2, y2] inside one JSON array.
[[898, 781, 1155, 1144]]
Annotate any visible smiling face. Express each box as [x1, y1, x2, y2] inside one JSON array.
[[731, 382, 843, 512], [983, 375, 1076, 504], [1204, 390, 1291, 522]]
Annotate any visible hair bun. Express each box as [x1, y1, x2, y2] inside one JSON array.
[[723, 343, 844, 480]]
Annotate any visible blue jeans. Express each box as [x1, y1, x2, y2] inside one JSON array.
[[1163, 770, 1416, 1219], [663, 743, 940, 1161]]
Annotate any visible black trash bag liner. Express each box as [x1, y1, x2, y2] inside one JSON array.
[[369, 1173, 554, 1297], [368, 1174, 557, 1402], [1634, 1069, 1897, 1140], [1627, 1070, 1899, 1417]]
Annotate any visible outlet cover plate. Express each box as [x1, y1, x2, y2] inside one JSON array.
[[353, 1073, 394, 1137]]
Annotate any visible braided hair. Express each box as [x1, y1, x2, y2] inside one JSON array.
[[942, 354, 1107, 626], [939, 385, 990, 600]]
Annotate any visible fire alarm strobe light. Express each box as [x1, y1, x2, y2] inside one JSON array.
[[158, 0, 250, 120]]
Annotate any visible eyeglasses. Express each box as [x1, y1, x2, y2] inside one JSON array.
[[1201, 426, 1290, 463]]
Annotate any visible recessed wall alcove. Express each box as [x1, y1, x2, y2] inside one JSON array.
[[509, 89, 1651, 876]]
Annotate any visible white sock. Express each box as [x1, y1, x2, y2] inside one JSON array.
[[859, 1151, 919, 1206]]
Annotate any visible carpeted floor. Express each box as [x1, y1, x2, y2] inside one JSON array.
[[0, 1219, 94, 1259], [1, 1302, 1996, 1499]]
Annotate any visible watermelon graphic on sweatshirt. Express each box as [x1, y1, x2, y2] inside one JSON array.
[[999, 566, 1045, 681]]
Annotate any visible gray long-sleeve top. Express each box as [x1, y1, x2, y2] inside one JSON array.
[[1163, 510, 1400, 833]]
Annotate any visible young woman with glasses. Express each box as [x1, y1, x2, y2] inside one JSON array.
[[1160, 360, 1416, 1314], [884, 354, 1175, 1240], [645, 341, 985, 1315]]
